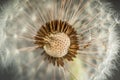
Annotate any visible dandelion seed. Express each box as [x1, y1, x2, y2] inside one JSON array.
[[2, 0, 117, 80]]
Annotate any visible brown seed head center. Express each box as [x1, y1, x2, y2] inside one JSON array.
[[34, 20, 79, 66], [44, 32, 70, 57]]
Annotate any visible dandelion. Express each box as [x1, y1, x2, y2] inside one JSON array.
[[0, 0, 118, 80]]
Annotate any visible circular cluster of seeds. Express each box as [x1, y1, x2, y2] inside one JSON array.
[[34, 20, 79, 67]]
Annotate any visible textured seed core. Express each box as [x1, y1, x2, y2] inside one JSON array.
[[44, 33, 70, 57], [34, 20, 79, 66]]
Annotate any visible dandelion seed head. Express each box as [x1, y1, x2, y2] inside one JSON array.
[[0, 0, 118, 80]]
